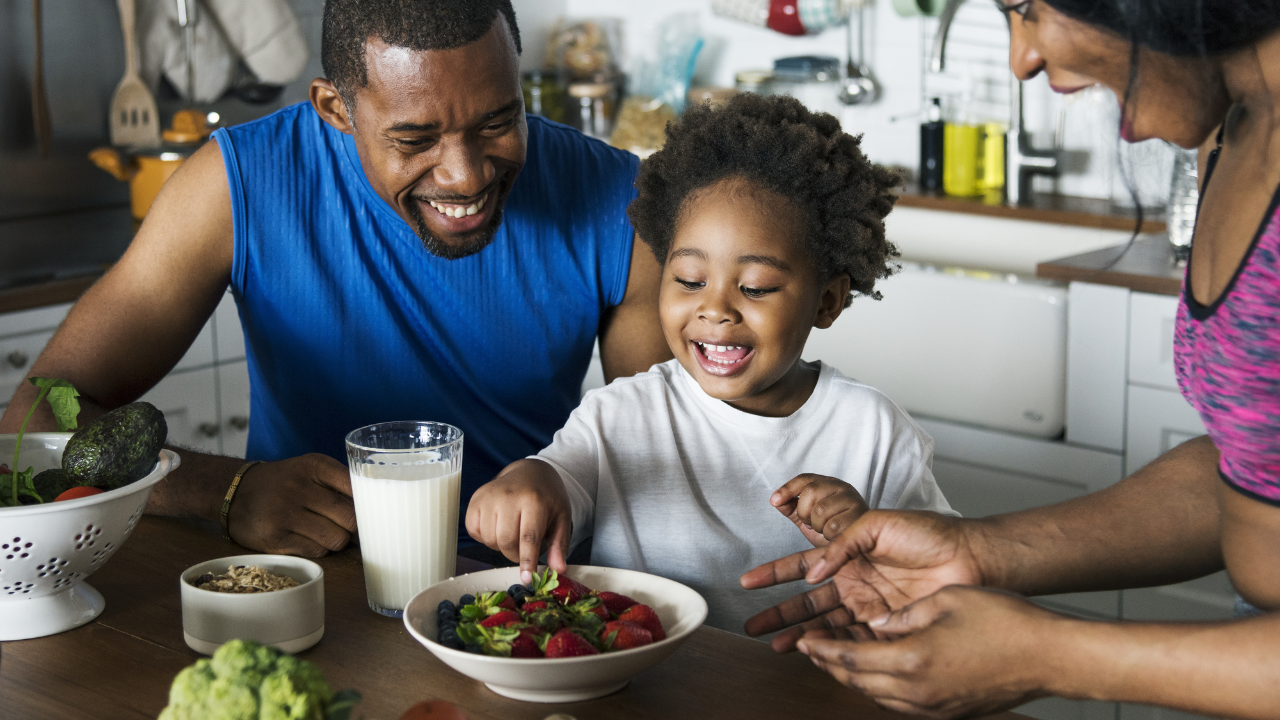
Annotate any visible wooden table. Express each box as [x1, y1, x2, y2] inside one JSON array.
[[1, 517, 1024, 720]]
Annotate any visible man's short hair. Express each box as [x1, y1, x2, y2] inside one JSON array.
[[321, 0, 522, 107]]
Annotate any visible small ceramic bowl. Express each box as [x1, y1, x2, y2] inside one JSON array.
[[180, 554, 324, 655], [403, 565, 708, 703]]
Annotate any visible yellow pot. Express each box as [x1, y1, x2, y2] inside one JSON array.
[[89, 109, 211, 222]]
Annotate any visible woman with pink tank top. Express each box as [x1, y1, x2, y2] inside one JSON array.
[[737, 1, 1280, 717]]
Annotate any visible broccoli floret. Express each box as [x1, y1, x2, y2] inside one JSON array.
[[210, 639, 281, 689], [158, 640, 346, 720]]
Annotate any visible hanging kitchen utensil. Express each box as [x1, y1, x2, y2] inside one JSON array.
[[838, 8, 878, 105], [177, 0, 196, 102], [109, 0, 161, 147], [31, 0, 51, 156]]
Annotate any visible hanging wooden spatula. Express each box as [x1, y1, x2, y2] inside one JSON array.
[[109, 0, 160, 147]]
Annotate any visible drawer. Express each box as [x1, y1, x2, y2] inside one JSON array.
[[0, 331, 55, 405], [1128, 292, 1180, 391], [0, 303, 71, 339]]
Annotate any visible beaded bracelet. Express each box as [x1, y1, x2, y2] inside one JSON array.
[[220, 461, 262, 541]]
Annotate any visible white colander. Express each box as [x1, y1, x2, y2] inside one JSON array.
[[0, 433, 180, 641]]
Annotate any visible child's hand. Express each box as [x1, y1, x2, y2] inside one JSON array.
[[466, 459, 573, 584], [770, 474, 870, 547]]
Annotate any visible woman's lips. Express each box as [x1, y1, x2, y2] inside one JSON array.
[[691, 340, 754, 377]]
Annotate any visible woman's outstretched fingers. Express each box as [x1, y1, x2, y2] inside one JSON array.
[[740, 545, 826, 589], [742, 578, 844, 637]]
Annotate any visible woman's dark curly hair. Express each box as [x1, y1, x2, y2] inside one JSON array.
[[627, 93, 901, 306]]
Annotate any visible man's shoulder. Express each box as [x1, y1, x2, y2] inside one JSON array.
[[218, 102, 331, 158], [524, 115, 639, 186]]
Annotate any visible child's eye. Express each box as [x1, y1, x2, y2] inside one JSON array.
[[741, 286, 780, 298], [674, 277, 704, 290]]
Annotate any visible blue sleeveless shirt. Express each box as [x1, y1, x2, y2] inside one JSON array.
[[213, 104, 638, 531]]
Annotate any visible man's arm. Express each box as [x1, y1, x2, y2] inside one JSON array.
[[596, 234, 672, 383], [1, 141, 231, 434], [1, 140, 356, 556]]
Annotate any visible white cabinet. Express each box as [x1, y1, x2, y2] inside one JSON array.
[[218, 361, 250, 458], [1128, 293, 1180, 391], [1124, 385, 1207, 476], [140, 367, 221, 454], [0, 292, 250, 460]]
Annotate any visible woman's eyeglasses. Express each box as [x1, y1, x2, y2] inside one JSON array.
[[994, 0, 1032, 16]]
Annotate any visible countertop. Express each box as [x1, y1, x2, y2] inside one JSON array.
[[896, 184, 1167, 235], [1, 515, 1031, 720], [1035, 234, 1184, 296]]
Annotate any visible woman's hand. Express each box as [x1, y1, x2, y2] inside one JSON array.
[[465, 459, 573, 584], [770, 473, 870, 547], [741, 509, 984, 650], [797, 585, 1064, 719]]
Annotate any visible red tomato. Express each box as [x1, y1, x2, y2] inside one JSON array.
[[54, 486, 105, 502], [399, 701, 467, 720]]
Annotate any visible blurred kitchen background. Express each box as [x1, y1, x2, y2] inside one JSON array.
[[0, 5, 1220, 720]]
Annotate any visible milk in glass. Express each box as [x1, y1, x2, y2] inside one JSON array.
[[351, 455, 461, 615]]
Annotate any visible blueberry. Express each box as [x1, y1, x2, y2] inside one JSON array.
[[507, 584, 526, 596], [464, 643, 482, 654], [437, 599, 456, 614], [439, 627, 460, 647], [439, 618, 457, 632], [459, 594, 475, 607]]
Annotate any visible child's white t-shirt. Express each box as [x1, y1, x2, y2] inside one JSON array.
[[534, 359, 956, 634]]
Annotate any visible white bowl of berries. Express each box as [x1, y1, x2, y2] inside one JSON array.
[[402, 565, 707, 703]]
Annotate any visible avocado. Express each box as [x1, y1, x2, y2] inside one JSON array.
[[62, 402, 167, 489], [32, 467, 76, 501]]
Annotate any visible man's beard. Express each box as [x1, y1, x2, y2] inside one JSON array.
[[405, 194, 506, 260]]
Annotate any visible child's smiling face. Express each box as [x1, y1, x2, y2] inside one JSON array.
[[660, 178, 849, 417]]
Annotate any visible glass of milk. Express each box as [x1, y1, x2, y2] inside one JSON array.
[[345, 421, 463, 617]]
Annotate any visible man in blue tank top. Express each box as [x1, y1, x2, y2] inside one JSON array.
[[0, 0, 670, 557]]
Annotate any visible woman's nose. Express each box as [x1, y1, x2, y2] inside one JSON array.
[[1008, 19, 1045, 81]]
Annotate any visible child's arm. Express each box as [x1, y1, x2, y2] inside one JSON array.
[[771, 474, 870, 548], [465, 458, 574, 584]]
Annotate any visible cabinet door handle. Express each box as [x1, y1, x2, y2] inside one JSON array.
[[198, 422, 221, 437], [228, 415, 249, 431], [7, 351, 28, 369]]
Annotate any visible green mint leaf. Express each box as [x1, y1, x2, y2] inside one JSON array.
[[459, 604, 486, 622], [29, 378, 80, 432], [455, 623, 485, 645], [0, 469, 41, 507]]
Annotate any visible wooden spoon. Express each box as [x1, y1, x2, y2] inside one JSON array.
[[109, 0, 160, 148]]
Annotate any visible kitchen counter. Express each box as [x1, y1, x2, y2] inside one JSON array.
[[0, 515, 1032, 720], [1035, 234, 1184, 296], [896, 184, 1167, 235]]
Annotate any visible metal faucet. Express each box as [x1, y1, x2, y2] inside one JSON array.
[[929, 0, 1059, 205]]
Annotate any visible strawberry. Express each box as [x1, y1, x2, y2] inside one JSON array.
[[596, 591, 638, 618], [478, 610, 521, 628], [524, 607, 569, 633], [542, 628, 600, 658], [520, 599, 550, 613], [604, 620, 653, 650], [616, 604, 666, 641], [497, 596, 519, 612], [569, 596, 609, 622], [529, 568, 591, 606], [459, 590, 516, 622], [510, 627, 545, 658]]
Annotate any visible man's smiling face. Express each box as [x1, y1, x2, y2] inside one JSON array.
[[320, 16, 527, 259]]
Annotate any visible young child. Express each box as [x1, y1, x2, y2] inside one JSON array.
[[467, 94, 955, 634]]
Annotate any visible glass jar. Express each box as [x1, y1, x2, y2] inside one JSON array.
[[568, 82, 616, 140], [522, 70, 565, 124]]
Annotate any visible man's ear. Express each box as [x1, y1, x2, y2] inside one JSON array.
[[813, 273, 852, 329], [310, 79, 354, 134]]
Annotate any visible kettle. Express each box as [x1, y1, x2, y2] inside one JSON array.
[[89, 109, 212, 223]]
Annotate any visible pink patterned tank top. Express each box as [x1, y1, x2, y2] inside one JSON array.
[[1174, 158, 1280, 504]]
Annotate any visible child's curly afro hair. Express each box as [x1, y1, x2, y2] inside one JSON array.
[[627, 93, 901, 305]]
